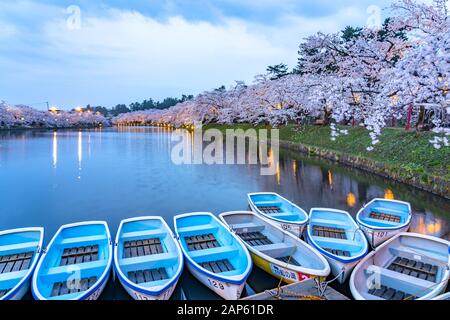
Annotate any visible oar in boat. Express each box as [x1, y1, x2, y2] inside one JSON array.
[[247, 192, 308, 237], [0, 227, 44, 300], [219, 211, 330, 284], [32, 221, 113, 300], [173, 212, 252, 300], [114, 216, 183, 300]]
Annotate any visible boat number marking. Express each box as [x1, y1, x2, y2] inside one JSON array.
[[208, 278, 225, 291], [270, 264, 308, 282]]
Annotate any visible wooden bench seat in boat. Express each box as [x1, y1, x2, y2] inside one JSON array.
[[388, 246, 447, 265], [60, 245, 99, 266], [364, 265, 437, 295], [257, 206, 282, 214], [0, 269, 29, 283], [368, 285, 414, 300], [51, 276, 97, 297], [185, 234, 220, 251], [128, 268, 168, 284], [123, 238, 164, 258], [200, 259, 235, 274], [369, 212, 401, 223], [0, 251, 34, 274], [237, 231, 273, 246], [43, 260, 108, 279], [387, 257, 439, 282], [253, 243, 296, 259], [278, 256, 301, 266], [312, 226, 347, 240]]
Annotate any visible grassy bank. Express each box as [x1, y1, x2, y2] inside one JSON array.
[[204, 124, 449, 197]]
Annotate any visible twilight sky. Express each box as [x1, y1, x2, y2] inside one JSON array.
[[0, 0, 398, 110]]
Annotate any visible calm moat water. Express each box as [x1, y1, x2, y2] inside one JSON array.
[[0, 127, 448, 300]]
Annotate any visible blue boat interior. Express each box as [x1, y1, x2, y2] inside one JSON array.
[[249, 194, 307, 222], [176, 214, 249, 278], [34, 224, 110, 300], [117, 219, 181, 290], [362, 235, 448, 300], [224, 213, 326, 270], [309, 209, 367, 258], [0, 230, 41, 299], [359, 200, 410, 228]]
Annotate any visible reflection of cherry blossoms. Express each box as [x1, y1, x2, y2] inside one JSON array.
[[113, 1, 448, 151], [0, 101, 109, 129]]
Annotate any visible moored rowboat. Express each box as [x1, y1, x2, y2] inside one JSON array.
[[220, 211, 330, 284], [247, 193, 308, 237], [0, 227, 44, 300], [174, 212, 252, 300], [433, 292, 450, 300], [32, 221, 113, 300], [114, 216, 183, 300], [356, 199, 412, 248], [306, 208, 369, 284], [350, 233, 450, 300]]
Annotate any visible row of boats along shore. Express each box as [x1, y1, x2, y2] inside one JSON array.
[[1, 193, 449, 301]]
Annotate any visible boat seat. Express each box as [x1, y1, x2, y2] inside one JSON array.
[[51, 276, 97, 297], [257, 206, 282, 214], [313, 236, 361, 248], [0, 251, 34, 274], [123, 238, 164, 258], [128, 268, 168, 284], [278, 256, 301, 266], [310, 218, 348, 227], [312, 225, 347, 240], [253, 243, 296, 258], [369, 212, 401, 223], [361, 217, 400, 227], [59, 234, 106, 246], [387, 256, 439, 282], [324, 248, 351, 257], [200, 259, 235, 274], [364, 265, 436, 294], [368, 285, 414, 300], [0, 288, 12, 298], [229, 222, 264, 233], [0, 270, 29, 282], [372, 207, 406, 215], [177, 224, 219, 236], [388, 246, 447, 265], [0, 241, 39, 254], [185, 234, 220, 251], [237, 231, 273, 247], [121, 230, 166, 241], [119, 252, 178, 268], [60, 245, 99, 266]]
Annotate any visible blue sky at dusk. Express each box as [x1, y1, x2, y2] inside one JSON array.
[[0, 0, 396, 109]]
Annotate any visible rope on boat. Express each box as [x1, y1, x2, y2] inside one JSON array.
[[403, 275, 450, 300]]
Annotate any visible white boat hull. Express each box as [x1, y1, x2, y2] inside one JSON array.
[[7, 281, 30, 300], [186, 260, 245, 300], [358, 223, 410, 248], [324, 256, 359, 284], [119, 278, 178, 300], [84, 271, 110, 300]]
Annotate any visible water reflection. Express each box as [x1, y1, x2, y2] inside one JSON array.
[[52, 131, 58, 168], [77, 131, 82, 179]]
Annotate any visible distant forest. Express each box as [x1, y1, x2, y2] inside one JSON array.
[[84, 94, 194, 117]]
